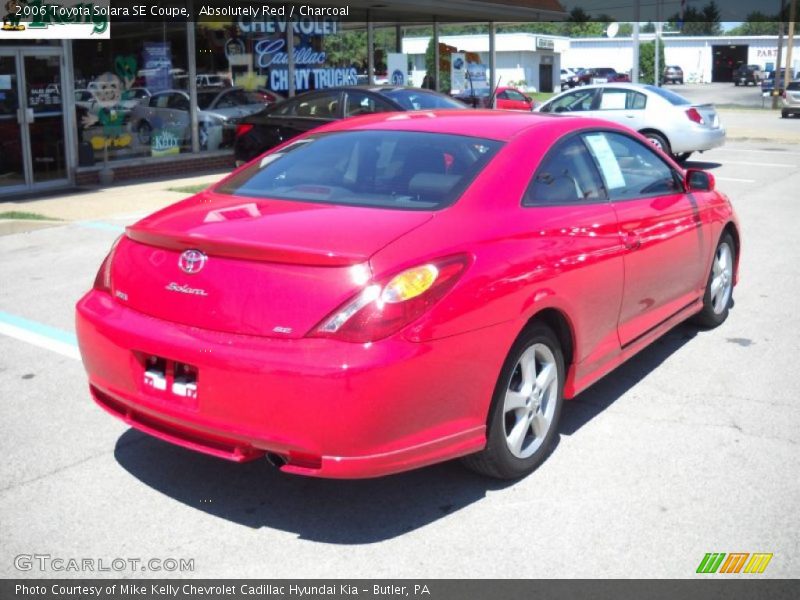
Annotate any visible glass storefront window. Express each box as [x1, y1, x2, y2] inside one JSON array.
[[71, 23, 189, 164]]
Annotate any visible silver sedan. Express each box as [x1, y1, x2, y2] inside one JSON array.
[[536, 83, 725, 162]]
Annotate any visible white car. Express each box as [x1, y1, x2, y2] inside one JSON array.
[[537, 83, 725, 161]]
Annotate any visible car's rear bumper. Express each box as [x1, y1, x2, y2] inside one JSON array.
[[76, 291, 510, 478], [671, 125, 726, 153]]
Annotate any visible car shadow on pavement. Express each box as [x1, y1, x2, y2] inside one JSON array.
[[683, 160, 722, 170], [113, 428, 521, 544], [112, 323, 699, 544], [559, 323, 698, 435]]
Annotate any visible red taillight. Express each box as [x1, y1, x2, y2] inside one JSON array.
[[309, 255, 470, 343], [686, 108, 705, 125], [235, 123, 254, 137], [93, 235, 123, 293]]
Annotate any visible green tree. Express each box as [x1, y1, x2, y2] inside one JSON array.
[[667, 1, 723, 35], [423, 37, 450, 92], [727, 11, 785, 36], [639, 40, 666, 84]]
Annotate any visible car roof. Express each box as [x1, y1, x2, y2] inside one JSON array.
[[308, 110, 610, 142], [556, 82, 650, 92]]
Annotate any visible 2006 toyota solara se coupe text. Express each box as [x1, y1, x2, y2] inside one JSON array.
[[76, 111, 740, 480]]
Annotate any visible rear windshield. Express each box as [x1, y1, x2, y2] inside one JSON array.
[[788, 82, 800, 91], [215, 130, 502, 210], [644, 85, 691, 105], [379, 89, 468, 110]]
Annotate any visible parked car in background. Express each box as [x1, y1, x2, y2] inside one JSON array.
[[781, 81, 800, 118], [560, 68, 579, 90], [233, 86, 467, 165], [77, 110, 740, 480], [663, 65, 684, 84], [734, 64, 764, 86], [254, 88, 285, 106], [577, 68, 630, 85], [761, 69, 796, 95], [536, 83, 725, 162], [196, 74, 231, 88], [131, 87, 266, 151], [454, 86, 535, 111]]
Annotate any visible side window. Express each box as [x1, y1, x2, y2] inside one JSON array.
[[289, 94, 339, 118], [344, 91, 392, 117], [543, 89, 596, 113], [523, 137, 607, 206], [630, 91, 647, 109], [153, 94, 170, 109], [504, 90, 527, 101], [598, 89, 648, 110], [583, 131, 682, 201], [167, 94, 189, 111]]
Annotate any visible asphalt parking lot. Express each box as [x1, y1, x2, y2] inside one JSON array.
[[1, 139, 799, 579]]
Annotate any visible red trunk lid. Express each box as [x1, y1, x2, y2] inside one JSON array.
[[113, 191, 433, 338]]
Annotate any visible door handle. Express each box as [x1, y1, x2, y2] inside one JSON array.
[[621, 231, 642, 250]]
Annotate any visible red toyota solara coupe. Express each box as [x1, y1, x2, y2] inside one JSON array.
[[76, 110, 740, 480]]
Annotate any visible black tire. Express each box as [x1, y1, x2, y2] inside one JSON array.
[[462, 322, 565, 479], [692, 232, 736, 328], [781, 110, 789, 119], [674, 152, 693, 163], [136, 121, 152, 145], [734, 81, 740, 87], [643, 131, 671, 155]]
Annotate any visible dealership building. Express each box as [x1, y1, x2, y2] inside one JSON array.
[[2, 0, 798, 199], [564, 34, 800, 83], [0, 0, 566, 198]]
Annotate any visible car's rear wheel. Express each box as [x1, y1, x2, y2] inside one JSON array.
[[693, 232, 735, 328], [462, 322, 564, 479], [782, 110, 789, 119], [643, 131, 671, 155]]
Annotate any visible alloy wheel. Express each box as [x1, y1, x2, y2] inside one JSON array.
[[502, 343, 558, 459], [710, 242, 733, 314]]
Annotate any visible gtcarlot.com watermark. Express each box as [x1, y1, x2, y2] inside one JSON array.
[[14, 554, 194, 573]]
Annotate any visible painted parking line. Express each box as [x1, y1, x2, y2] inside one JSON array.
[[712, 147, 800, 157], [715, 160, 796, 168], [0, 311, 80, 361], [75, 221, 125, 233], [716, 177, 757, 183]]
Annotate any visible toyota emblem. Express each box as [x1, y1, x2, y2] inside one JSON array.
[[178, 249, 207, 274]]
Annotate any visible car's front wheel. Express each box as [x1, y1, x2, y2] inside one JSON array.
[[462, 322, 564, 479], [693, 232, 735, 328]]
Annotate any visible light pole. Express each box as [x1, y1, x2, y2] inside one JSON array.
[[654, 0, 663, 85], [632, 0, 640, 83], [774, 0, 787, 109]]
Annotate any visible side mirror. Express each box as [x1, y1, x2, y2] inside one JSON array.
[[685, 168, 715, 192], [524, 95, 532, 102]]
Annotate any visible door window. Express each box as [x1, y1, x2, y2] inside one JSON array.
[[502, 89, 528, 102], [583, 131, 682, 201], [344, 91, 392, 117], [598, 89, 647, 110], [275, 93, 339, 117], [523, 136, 607, 206], [543, 89, 596, 113], [167, 93, 189, 111]]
